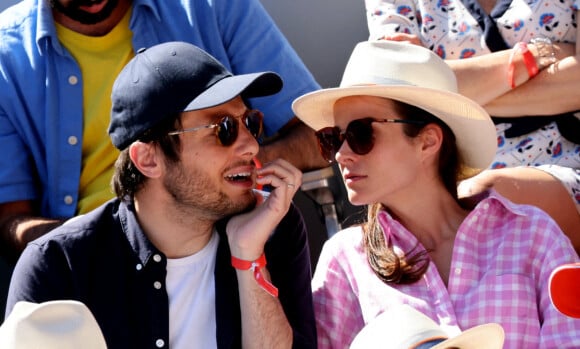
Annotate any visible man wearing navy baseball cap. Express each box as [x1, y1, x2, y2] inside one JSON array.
[[6, 41, 316, 349]]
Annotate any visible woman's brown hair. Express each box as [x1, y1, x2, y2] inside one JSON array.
[[362, 99, 463, 284]]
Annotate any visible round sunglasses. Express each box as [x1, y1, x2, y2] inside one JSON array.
[[168, 109, 263, 146], [315, 117, 426, 163]]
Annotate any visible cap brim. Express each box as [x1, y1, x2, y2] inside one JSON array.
[[292, 85, 496, 171], [432, 323, 504, 349], [549, 263, 580, 318], [184, 71, 282, 111]]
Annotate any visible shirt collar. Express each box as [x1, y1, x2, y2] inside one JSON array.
[[117, 199, 163, 265], [376, 189, 528, 252]]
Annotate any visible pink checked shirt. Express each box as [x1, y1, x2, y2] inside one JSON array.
[[311, 191, 580, 348]]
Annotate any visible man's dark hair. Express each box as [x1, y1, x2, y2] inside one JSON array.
[[111, 113, 182, 200]]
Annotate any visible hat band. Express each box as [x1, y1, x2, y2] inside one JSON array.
[[414, 338, 447, 349]]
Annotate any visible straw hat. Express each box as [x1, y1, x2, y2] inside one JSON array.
[[292, 41, 496, 170], [350, 304, 504, 349], [549, 262, 580, 318], [0, 300, 107, 349]]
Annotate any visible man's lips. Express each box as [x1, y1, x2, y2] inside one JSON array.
[[224, 164, 256, 186], [79, 1, 107, 13]]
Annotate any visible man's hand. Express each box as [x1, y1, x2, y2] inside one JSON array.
[[226, 159, 302, 260]]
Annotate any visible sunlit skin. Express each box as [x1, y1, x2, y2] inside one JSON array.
[[132, 97, 260, 258], [132, 96, 301, 260], [332, 96, 469, 279], [333, 96, 427, 208], [162, 98, 260, 222]]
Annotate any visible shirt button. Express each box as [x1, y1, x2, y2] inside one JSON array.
[[68, 136, 78, 145], [64, 195, 74, 205], [155, 339, 165, 347], [455, 268, 461, 275], [153, 281, 162, 290], [153, 254, 162, 262], [135, 264, 142, 271], [68, 75, 78, 85]]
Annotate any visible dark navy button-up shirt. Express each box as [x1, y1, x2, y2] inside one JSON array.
[[6, 199, 316, 349]]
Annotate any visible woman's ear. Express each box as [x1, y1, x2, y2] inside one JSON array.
[[419, 123, 443, 159], [129, 142, 163, 179]]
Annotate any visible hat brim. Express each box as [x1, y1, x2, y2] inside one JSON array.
[[184, 71, 282, 111], [292, 85, 496, 171], [0, 300, 107, 349], [432, 323, 505, 349], [549, 263, 580, 318]]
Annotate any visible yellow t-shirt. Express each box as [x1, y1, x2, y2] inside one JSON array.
[[56, 9, 134, 214]]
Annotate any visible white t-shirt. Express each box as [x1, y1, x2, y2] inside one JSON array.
[[166, 232, 219, 349]]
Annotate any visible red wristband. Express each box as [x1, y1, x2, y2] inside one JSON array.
[[507, 42, 539, 88], [231, 253, 279, 297]]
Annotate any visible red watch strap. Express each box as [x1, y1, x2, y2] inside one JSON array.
[[231, 253, 279, 297], [507, 42, 539, 89]]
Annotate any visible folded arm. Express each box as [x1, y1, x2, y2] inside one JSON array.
[[448, 40, 579, 117]]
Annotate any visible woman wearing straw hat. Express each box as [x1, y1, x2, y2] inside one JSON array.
[[365, 0, 580, 255], [293, 41, 580, 349]]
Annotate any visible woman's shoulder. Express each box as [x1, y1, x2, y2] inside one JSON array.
[[325, 225, 365, 249], [473, 189, 566, 241]]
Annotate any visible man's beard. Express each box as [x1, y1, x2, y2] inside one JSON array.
[[49, 0, 120, 25], [163, 159, 257, 222]]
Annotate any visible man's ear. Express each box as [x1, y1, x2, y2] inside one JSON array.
[[419, 123, 443, 159], [129, 142, 163, 179]]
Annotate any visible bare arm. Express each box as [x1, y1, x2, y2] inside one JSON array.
[[447, 41, 576, 107], [0, 201, 63, 261], [383, 31, 580, 117], [483, 18, 580, 117], [226, 159, 302, 348], [484, 55, 580, 116], [235, 267, 293, 349], [257, 118, 329, 172]]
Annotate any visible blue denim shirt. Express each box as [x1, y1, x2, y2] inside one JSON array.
[[6, 199, 316, 349], [0, 0, 320, 218]]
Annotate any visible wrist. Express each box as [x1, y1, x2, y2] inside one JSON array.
[[231, 253, 278, 297], [507, 42, 539, 88], [530, 37, 557, 70]]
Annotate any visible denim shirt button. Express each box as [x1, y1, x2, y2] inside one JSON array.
[[64, 195, 73, 205], [68, 75, 78, 85]]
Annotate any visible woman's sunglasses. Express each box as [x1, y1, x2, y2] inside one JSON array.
[[315, 117, 426, 163], [168, 109, 263, 146]]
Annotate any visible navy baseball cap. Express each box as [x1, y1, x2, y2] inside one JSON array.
[[108, 41, 283, 150]]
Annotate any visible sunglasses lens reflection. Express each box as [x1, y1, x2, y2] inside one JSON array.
[[347, 119, 374, 155], [316, 127, 340, 162], [315, 119, 375, 162], [217, 116, 238, 146], [245, 110, 264, 139], [217, 110, 263, 146]]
